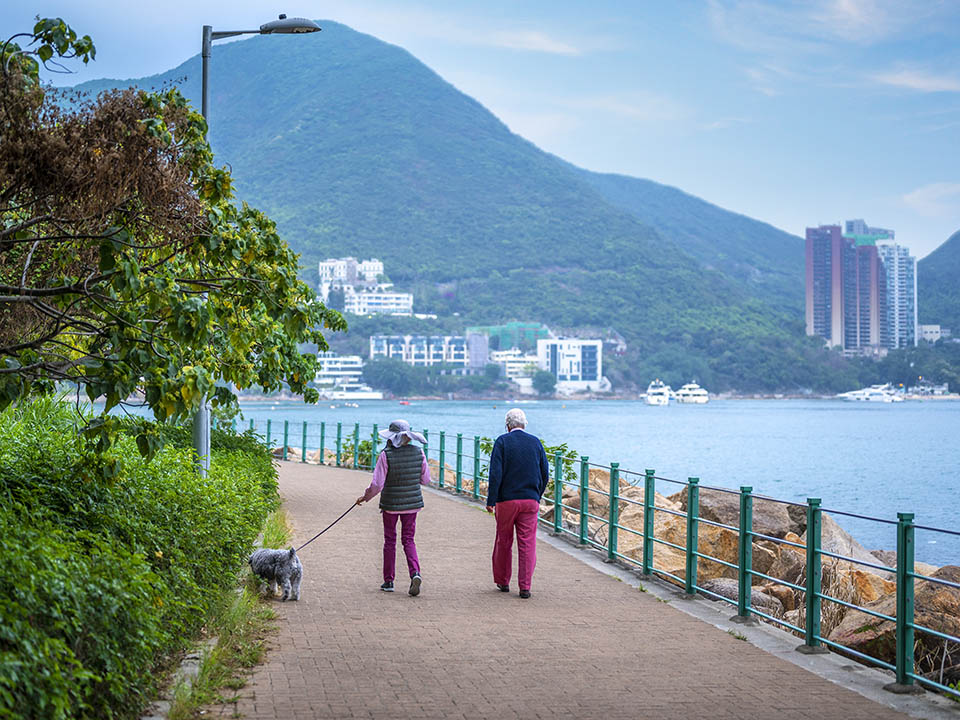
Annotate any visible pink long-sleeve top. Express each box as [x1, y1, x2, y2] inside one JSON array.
[[361, 446, 432, 513]]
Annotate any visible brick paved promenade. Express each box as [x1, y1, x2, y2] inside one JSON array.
[[208, 462, 915, 720]]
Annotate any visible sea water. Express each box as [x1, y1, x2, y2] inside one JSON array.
[[235, 398, 959, 565]]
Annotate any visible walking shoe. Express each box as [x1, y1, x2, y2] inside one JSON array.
[[409, 574, 422, 597], [519, 589, 531, 599], [497, 584, 510, 592], [380, 581, 394, 592]]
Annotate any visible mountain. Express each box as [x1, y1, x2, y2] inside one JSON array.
[[569, 167, 803, 310], [70, 21, 837, 391], [918, 229, 960, 333]]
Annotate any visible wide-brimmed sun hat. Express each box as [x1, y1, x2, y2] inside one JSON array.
[[379, 419, 427, 447]]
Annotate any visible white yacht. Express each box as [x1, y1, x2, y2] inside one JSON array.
[[836, 384, 904, 403], [644, 379, 672, 406], [674, 382, 709, 404], [322, 382, 384, 401]]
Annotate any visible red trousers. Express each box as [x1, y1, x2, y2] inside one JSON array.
[[491, 499, 540, 591]]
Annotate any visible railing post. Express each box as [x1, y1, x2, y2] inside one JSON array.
[[249, 418, 254, 433], [552, 451, 563, 535], [438, 431, 446, 488], [372, 423, 379, 464], [606, 462, 619, 563], [472, 436, 481, 500], [685, 477, 700, 595], [731, 486, 757, 624], [231, 419, 236, 434], [642, 469, 655, 575], [353, 422, 359, 469], [319, 421, 326, 465], [885, 513, 921, 693], [797, 498, 827, 653], [455, 433, 463, 493], [282, 420, 289, 460], [266, 419, 272, 449], [578, 456, 590, 545], [423, 430, 428, 461], [301, 421, 307, 463], [335, 422, 342, 467]]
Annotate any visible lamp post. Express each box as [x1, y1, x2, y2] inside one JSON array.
[[192, 14, 321, 477]]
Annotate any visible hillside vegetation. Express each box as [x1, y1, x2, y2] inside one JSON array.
[[919, 229, 960, 332]]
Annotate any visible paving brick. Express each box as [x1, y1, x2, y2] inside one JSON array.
[[203, 463, 911, 719]]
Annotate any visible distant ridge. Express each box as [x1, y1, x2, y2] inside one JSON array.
[[918, 229, 960, 332], [70, 21, 839, 391]]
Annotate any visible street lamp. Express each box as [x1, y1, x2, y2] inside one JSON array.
[[192, 14, 321, 477]]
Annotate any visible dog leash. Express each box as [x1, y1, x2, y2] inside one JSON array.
[[296, 501, 359, 551]]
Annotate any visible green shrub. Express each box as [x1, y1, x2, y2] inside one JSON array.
[[0, 399, 278, 719]]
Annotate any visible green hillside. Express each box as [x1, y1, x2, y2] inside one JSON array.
[[70, 21, 853, 392], [570, 167, 803, 310], [919, 229, 960, 333]]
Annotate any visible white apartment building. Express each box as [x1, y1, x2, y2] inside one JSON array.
[[344, 286, 413, 316], [876, 242, 918, 348], [490, 348, 540, 380], [318, 257, 383, 285], [315, 353, 364, 388], [537, 338, 609, 394], [370, 335, 468, 367]]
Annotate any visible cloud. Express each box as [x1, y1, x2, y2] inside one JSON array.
[[488, 31, 581, 56], [902, 183, 960, 217], [872, 69, 960, 93]]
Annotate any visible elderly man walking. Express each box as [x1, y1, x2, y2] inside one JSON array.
[[486, 408, 549, 599]]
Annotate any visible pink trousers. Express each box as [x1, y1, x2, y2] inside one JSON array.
[[382, 512, 420, 583], [492, 499, 540, 591]]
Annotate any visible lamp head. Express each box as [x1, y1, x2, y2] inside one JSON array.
[[260, 14, 321, 34]]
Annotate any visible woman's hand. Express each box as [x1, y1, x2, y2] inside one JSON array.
[[356, 496, 365, 505]]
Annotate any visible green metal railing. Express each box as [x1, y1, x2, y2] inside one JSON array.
[[239, 416, 959, 700]]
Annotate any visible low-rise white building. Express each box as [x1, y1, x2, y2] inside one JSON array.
[[314, 353, 383, 399], [318, 257, 383, 285], [370, 335, 468, 367], [536, 338, 609, 394], [490, 348, 540, 380], [344, 286, 413, 316]]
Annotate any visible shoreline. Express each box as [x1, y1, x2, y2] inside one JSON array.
[[236, 392, 960, 403]]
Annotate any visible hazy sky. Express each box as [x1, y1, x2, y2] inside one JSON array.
[[5, 1, 959, 257]]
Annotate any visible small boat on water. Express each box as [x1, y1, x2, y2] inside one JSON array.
[[674, 382, 709, 404], [836, 384, 904, 403], [398, 400, 410, 405], [644, 379, 671, 406]]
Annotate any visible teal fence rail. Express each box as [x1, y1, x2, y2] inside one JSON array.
[[240, 416, 960, 700]]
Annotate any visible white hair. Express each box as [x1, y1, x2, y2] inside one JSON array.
[[505, 408, 527, 430]]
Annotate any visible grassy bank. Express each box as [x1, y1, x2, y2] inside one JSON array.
[[0, 397, 279, 719]]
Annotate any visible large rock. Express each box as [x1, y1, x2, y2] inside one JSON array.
[[670, 486, 800, 539], [699, 578, 784, 617], [802, 513, 891, 579], [271, 445, 301, 461], [829, 565, 960, 667]]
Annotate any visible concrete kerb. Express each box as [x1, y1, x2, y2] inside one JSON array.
[[418, 480, 960, 720]]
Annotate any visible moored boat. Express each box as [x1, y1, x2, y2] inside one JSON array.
[[674, 381, 709, 404], [644, 379, 671, 406], [836, 384, 904, 403]]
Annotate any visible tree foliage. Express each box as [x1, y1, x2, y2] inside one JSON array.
[[532, 370, 556, 396], [0, 19, 345, 457]]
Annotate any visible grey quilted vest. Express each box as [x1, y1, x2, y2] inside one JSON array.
[[379, 443, 424, 512]]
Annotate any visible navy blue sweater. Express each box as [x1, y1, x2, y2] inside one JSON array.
[[486, 429, 550, 506]]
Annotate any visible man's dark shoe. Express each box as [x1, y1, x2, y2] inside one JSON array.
[[519, 589, 531, 599], [409, 574, 422, 597], [380, 581, 394, 592], [496, 584, 510, 592]]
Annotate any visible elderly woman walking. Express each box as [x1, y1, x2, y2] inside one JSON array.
[[356, 419, 431, 596], [485, 408, 549, 599]]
